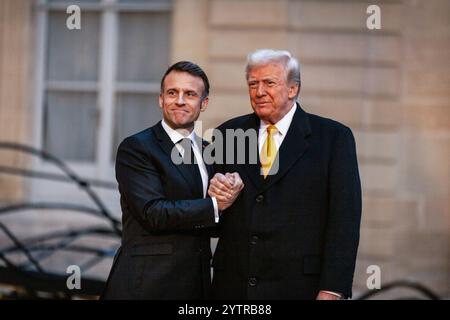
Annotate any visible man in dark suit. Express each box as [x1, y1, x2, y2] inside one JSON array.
[[208, 49, 362, 300], [102, 61, 242, 299]]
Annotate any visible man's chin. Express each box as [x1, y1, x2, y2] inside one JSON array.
[[165, 118, 194, 130], [255, 111, 272, 122], [253, 105, 272, 116], [171, 116, 192, 127], [174, 122, 194, 130]]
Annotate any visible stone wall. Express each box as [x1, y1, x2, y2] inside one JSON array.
[[0, 0, 448, 298], [0, 0, 32, 202]]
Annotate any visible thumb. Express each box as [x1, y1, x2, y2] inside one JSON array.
[[225, 172, 236, 186]]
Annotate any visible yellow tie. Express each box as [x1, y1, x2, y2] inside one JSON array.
[[260, 124, 278, 178]]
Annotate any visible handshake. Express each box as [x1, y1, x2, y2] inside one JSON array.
[[208, 172, 244, 211]]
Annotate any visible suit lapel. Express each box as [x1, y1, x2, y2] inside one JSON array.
[[153, 122, 203, 198], [259, 104, 311, 193]]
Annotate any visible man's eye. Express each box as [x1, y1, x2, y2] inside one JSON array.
[[248, 82, 257, 88], [186, 92, 197, 97], [167, 91, 176, 96]]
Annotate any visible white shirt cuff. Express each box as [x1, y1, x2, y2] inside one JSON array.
[[212, 197, 219, 223], [321, 291, 342, 298]]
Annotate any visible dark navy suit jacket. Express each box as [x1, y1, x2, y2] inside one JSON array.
[[102, 122, 215, 299], [212, 104, 362, 299]]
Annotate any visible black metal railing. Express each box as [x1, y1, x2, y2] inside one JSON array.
[[0, 142, 121, 299], [354, 280, 441, 300]]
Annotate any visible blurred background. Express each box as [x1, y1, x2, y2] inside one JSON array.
[[0, 0, 448, 299]]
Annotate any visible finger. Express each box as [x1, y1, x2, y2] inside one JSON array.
[[210, 177, 231, 194], [209, 176, 222, 188], [232, 172, 242, 184], [215, 195, 230, 202], [209, 189, 228, 201], [217, 183, 233, 195], [214, 180, 234, 194], [209, 184, 222, 195], [233, 177, 243, 188], [210, 184, 233, 198], [225, 172, 236, 186], [231, 174, 244, 191], [208, 186, 220, 197], [232, 182, 244, 193], [213, 173, 226, 179], [208, 190, 217, 198], [216, 173, 234, 189]]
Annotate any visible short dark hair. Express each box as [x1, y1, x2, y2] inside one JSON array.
[[160, 61, 210, 99]]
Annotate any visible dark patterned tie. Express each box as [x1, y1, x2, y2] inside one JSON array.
[[178, 138, 204, 198]]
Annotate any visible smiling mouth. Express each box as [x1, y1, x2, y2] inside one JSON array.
[[173, 109, 189, 114]]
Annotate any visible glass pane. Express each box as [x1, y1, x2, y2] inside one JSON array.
[[112, 93, 162, 159], [44, 92, 97, 161], [47, 12, 99, 81], [117, 12, 171, 82]]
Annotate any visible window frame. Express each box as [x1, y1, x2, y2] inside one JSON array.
[[30, 0, 171, 201]]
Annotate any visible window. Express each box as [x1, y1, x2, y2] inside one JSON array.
[[35, 0, 171, 167]]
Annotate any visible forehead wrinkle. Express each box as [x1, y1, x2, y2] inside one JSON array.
[[247, 74, 283, 83]]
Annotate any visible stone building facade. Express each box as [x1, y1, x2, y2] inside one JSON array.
[[0, 0, 448, 298]]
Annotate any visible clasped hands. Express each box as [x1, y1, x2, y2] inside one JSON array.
[[208, 172, 244, 211]]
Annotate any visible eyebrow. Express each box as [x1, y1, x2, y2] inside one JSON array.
[[248, 77, 279, 83], [166, 87, 190, 91], [165, 87, 199, 94]]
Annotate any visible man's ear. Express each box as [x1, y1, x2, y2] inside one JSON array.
[[200, 96, 209, 112], [288, 83, 300, 100], [158, 93, 163, 109]]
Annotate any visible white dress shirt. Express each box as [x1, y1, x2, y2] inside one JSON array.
[[161, 120, 219, 222], [258, 102, 297, 155]]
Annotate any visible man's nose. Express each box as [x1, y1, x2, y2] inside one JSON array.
[[176, 93, 185, 105], [256, 83, 266, 97]]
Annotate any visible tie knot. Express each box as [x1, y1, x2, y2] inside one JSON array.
[[267, 125, 277, 134], [178, 137, 195, 164]]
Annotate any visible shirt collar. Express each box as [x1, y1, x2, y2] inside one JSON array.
[[161, 119, 196, 144], [259, 101, 297, 136]]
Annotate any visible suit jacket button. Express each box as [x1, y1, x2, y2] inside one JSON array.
[[249, 277, 257, 287], [250, 235, 258, 245], [256, 195, 264, 203]]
